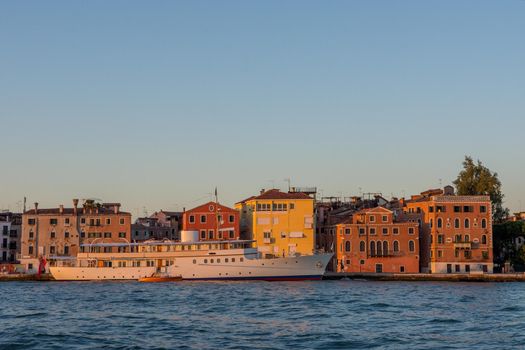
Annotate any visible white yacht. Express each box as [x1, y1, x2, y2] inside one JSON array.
[[49, 236, 332, 281]]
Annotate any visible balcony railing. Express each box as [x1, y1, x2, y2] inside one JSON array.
[[454, 242, 472, 249]]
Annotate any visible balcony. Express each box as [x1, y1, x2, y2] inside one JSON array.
[[454, 242, 472, 249]]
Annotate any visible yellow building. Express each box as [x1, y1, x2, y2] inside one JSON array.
[[235, 189, 315, 257]]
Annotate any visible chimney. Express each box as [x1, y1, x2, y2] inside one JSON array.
[[260, 189, 265, 195], [114, 204, 120, 214], [73, 199, 78, 214], [34, 202, 39, 214], [59, 205, 64, 214]]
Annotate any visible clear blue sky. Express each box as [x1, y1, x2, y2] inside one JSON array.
[[1, 1, 524, 217]]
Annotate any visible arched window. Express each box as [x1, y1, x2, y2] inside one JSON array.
[[430, 218, 433, 228], [409, 240, 415, 253], [437, 218, 443, 228], [464, 218, 470, 228], [393, 240, 399, 252], [454, 218, 460, 228], [370, 241, 376, 256], [465, 234, 470, 242], [376, 241, 382, 256], [482, 235, 487, 244], [481, 219, 487, 229], [383, 241, 388, 256], [345, 241, 351, 252], [360, 241, 365, 252]]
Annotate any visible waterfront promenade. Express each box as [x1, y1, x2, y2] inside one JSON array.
[[2, 272, 525, 282]]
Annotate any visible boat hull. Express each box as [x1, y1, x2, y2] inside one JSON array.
[[50, 253, 332, 281]]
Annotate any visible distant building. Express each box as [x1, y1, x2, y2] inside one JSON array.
[[508, 212, 525, 222], [20, 200, 132, 273], [236, 189, 315, 257], [182, 202, 240, 241], [405, 186, 493, 274], [333, 207, 420, 273], [0, 212, 22, 263], [131, 215, 178, 242]]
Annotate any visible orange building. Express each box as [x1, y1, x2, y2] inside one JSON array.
[[334, 207, 420, 273], [405, 186, 493, 274], [182, 201, 240, 241], [20, 199, 132, 273]]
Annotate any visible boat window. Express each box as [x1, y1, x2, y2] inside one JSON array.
[[240, 258, 244, 262], [204, 259, 208, 264], [211, 259, 214, 263], [225, 258, 229, 263], [232, 258, 235, 262], [193, 259, 196, 264], [217, 259, 221, 263]]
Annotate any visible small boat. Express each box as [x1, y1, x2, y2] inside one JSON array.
[[138, 273, 183, 283]]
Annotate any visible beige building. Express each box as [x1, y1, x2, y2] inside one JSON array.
[[20, 199, 131, 273]]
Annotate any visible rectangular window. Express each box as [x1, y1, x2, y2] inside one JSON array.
[[382, 215, 388, 222], [359, 228, 365, 235], [290, 203, 295, 210], [189, 215, 195, 224], [429, 206, 434, 213], [382, 228, 388, 235], [64, 218, 70, 225], [408, 227, 415, 235], [106, 218, 111, 225], [28, 246, 34, 255], [208, 230, 213, 239], [437, 250, 443, 258], [455, 264, 460, 272], [370, 228, 376, 235], [119, 218, 125, 225], [50, 218, 58, 225], [200, 230, 206, 239], [229, 215, 235, 223], [345, 228, 351, 235], [96, 218, 101, 226], [200, 215, 206, 224], [28, 218, 36, 225], [50, 231, 56, 239], [64, 246, 69, 255], [119, 232, 126, 238], [104, 232, 111, 238], [438, 235, 444, 244], [65, 231, 70, 238], [480, 205, 487, 213], [81, 218, 86, 225], [454, 206, 461, 213], [393, 228, 399, 235], [229, 230, 234, 239], [369, 216, 375, 222], [50, 246, 56, 254]]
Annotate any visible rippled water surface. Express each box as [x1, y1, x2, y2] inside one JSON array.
[[0, 280, 524, 349]]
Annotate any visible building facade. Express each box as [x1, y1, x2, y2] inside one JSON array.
[[131, 216, 178, 242], [182, 201, 240, 241], [334, 207, 420, 273], [0, 212, 22, 263], [235, 189, 315, 257], [405, 186, 493, 274], [20, 200, 132, 273]]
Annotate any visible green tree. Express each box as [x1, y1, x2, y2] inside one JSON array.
[[453, 156, 508, 223]]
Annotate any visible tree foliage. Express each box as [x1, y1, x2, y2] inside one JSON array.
[[453, 156, 508, 223]]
